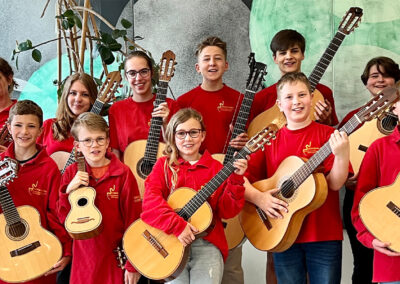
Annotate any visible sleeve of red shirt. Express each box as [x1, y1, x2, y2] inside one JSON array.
[[108, 104, 120, 151], [215, 173, 245, 219], [245, 149, 268, 183], [46, 165, 73, 257], [351, 145, 378, 249], [166, 98, 180, 119], [141, 158, 187, 237]]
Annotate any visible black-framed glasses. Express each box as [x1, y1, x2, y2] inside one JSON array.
[[78, 137, 107, 147], [125, 68, 151, 79], [175, 129, 203, 140]]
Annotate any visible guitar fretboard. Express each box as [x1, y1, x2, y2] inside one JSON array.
[[0, 186, 21, 225]]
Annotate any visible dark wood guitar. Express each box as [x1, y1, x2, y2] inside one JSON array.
[[122, 125, 277, 281], [123, 50, 177, 198], [241, 87, 399, 252], [50, 71, 122, 173], [0, 158, 62, 283], [248, 6, 363, 137], [64, 152, 103, 239], [212, 52, 267, 249]]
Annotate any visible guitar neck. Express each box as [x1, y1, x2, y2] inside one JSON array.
[[178, 147, 251, 220], [308, 30, 346, 92], [0, 186, 21, 225], [90, 99, 105, 115], [223, 89, 256, 165], [143, 80, 169, 164]]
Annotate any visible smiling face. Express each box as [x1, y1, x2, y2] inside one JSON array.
[[125, 56, 153, 102], [8, 114, 42, 151], [74, 127, 110, 167], [175, 118, 205, 161], [67, 80, 92, 116], [366, 64, 396, 96], [273, 44, 304, 76], [195, 46, 228, 85]]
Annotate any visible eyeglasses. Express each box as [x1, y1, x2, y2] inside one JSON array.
[[125, 68, 151, 79], [175, 129, 203, 140], [78, 137, 107, 147]]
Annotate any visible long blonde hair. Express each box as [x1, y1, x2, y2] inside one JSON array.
[[53, 73, 98, 140], [164, 108, 205, 189]]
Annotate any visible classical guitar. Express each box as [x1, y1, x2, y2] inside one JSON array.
[[123, 50, 177, 198], [359, 172, 400, 252], [0, 158, 62, 283], [122, 125, 277, 281], [247, 6, 363, 137], [0, 123, 12, 147], [212, 52, 267, 249], [240, 87, 399, 252], [64, 152, 103, 239], [50, 71, 122, 172]]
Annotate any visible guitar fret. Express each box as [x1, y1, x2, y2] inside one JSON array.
[[0, 187, 21, 225]]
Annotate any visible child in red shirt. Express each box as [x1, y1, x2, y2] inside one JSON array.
[[0, 100, 71, 284], [141, 108, 248, 284], [351, 100, 400, 283], [245, 72, 350, 284], [57, 112, 142, 284]]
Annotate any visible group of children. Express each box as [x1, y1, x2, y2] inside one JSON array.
[[0, 27, 399, 284]]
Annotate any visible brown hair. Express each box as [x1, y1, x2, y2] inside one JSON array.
[[276, 72, 311, 99], [123, 50, 153, 74], [0, 57, 18, 94], [195, 36, 227, 59], [270, 29, 306, 56], [8, 100, 43, 126], [70, 112, 109, 141], [360, 56, 400, 85], [53, 73, 98, 141]]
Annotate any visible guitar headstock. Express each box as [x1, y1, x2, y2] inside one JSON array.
[[97, 71, 122, 104], [338, 7, 363, 35], [246, 52, 267, 92], [246, 124, 279, 153], [159, 50, 177, 82], [357, 87, 400, 123], [0, 158, 18, 187]]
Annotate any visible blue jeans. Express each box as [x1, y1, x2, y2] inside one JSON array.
[[273, 241, 342, 284], [167, 238, 223, 284]]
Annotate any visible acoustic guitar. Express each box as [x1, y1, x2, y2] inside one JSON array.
[[247, 6, 363, 137], [64, 152, 103, 239], [123, 50, 177, 198], [0, 158, 62, 283], [50, 71, 122, 173], [0, 123, 12, 147], [359, 172, 400, 252], [240, 87, 399, 252], [122, 125, 277, 281], [212, 52, 267, 250]]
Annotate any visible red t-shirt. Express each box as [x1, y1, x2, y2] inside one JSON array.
[[109, 96, 178, 153], [37, 119, 74, 156], [351, 126, 400, 282], [246, 121, 350, 243], [58, 152, 142, 283], [0, 100, 17, 127], [249, 83, 339, 126], [177, 84, 243, 154], [141, 151, 245, 261], [0, 144, 72, 284]]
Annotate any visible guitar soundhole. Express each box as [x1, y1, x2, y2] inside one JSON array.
[[137, 158, 155, 179], [378, 113, 397, 135], [280, 179, 295, 199], [6, 219, 29, 241], [78, 198, 88, 207]]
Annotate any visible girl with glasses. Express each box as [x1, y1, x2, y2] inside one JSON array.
[[141, 108, 248, 284]]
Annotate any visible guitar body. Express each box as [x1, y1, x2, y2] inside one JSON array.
[[359, 173, 400, 252], [123, 140, 166, 198], [0, 205, 62, 283], [247, 86, 325, 137], [212, 153, 245, 249], [50, 151, 70, 171], [65, 186, 103, 239], [240, 156, 328, 252], [123, 187, 213, 281]]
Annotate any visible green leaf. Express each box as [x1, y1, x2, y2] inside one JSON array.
[[55, 15, 63, 19], [73, 15, 82, 29], [94, 77, 103, 86], [67, 17, 75, 28], [62, 19, 69, 30], [111, 29, 127, 39], [18, 41, 32, 51], [98, 45, 115, 65], [31, 49, 42, 62], [100, 32, 114, 44], [108, 42, 122, 52], [133, 35, 144, 41], [26, 40, 32, 48], [15, 56, 19, 70], [63, 10, 74, 18], [121, 18, 132, 29]]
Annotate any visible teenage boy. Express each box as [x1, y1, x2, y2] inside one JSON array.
[[0, 100, 72, 284], [249, 29, 338, 126], [245, 72, 351, 284], [177, 36, 247, 284], [57, 112, 142, 284]]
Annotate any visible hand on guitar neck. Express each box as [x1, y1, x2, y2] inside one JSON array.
[[228, 124, 249, 150], [151, 101, 171, 126], [178, 223, 198, 247], [314, 99, 333, 126], [66, 171, 89, 194]]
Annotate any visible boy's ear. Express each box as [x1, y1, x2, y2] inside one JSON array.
[[201, 130, 206, 142], [276, 99, 283, 112], [195, 63, 201, 74], [224, 61, 229, 71], [73, 140, 80, 152]]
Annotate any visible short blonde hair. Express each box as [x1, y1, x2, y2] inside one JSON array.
[[71, 112, 109, 140], [276, 72, 311, 99]]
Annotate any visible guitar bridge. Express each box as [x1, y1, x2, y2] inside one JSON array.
[[387, 201, 400, 217], [10, 241, 41, 257], [143, 230, 169, 258]]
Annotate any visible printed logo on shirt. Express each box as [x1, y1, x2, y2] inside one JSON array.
[[106, 185, 119, 200], [217, 101, 234, 112], [28, 181, 47, 196], [302, 142, 320, 156]]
